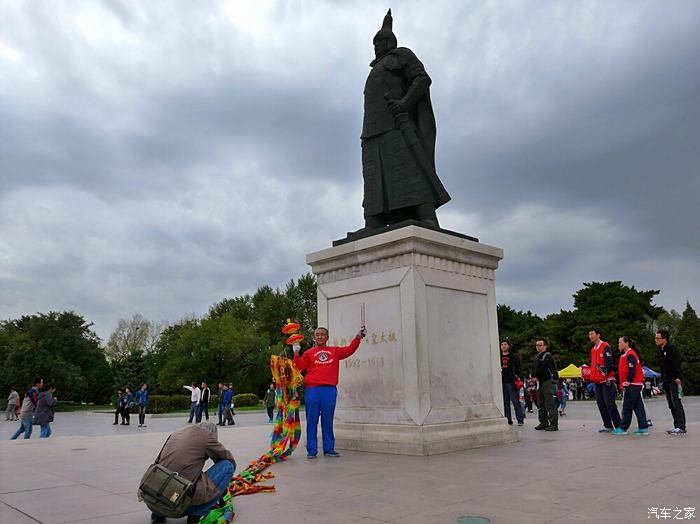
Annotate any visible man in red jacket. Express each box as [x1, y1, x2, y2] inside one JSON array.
[[588, 328, 621, 432], [293, 327, 365, 458]]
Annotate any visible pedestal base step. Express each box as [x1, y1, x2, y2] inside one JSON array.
[[334, 418, 518, 456]]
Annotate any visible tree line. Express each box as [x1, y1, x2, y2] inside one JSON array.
[[0, 274, 316, 403], [1, 278, 698, 402], [498, 281, 700, 395]]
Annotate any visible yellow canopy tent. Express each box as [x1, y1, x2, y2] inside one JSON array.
[[559, 363, 582, 379]]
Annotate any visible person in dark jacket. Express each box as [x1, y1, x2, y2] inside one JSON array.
[[500, 340, 524, 426], [217, 383, 225, 425], [113, 389, 125, 425], [143, 421, 236, 524], [34, 384, 58, 438], [198, 382, 210, 422], [263, 383, 276, 423], [136, 383, 149, 428], [530, 339, 559, 431], [655, 330, 686, 435], [123, 387, 133, 425], [219, 384, 234, 426]]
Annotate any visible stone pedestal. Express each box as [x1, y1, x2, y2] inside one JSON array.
[[306, 225, 517, 456]]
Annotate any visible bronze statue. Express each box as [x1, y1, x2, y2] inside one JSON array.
[[360, 9, 450, 230]]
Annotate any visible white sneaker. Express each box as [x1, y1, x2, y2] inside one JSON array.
[[666, 427, 677, 433], [669, 428, 687, 435]]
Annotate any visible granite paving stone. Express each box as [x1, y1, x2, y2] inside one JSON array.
[[0, 397, 697, 523]]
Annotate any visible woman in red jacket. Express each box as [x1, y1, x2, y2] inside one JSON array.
[[612, 337, 649, 436]]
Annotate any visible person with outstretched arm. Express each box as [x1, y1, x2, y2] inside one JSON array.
[[293, 326, 366, 458]]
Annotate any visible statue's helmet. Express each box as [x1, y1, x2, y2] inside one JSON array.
[[373, 9, 397, 49]]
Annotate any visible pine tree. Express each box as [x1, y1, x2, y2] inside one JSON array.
[[675, 302, 700, 395]]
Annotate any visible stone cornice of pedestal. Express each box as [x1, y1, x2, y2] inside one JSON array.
[[308, 225, 503, 285]]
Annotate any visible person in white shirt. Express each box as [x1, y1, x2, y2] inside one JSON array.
[[184, 382, 201, 423]]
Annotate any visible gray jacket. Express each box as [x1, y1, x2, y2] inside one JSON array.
[[33, 391, 57, 426], [19, 387, 40, 420]]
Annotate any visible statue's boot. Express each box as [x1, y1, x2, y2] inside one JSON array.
[[417, 203, 439, 228], [364, 215, 386, 229], [347, 215, 386, 237]]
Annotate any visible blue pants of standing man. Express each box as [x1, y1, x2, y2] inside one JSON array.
[[304, 385, 337, 457], [594, 382, 621, 429], [187, 402, 197, 423]]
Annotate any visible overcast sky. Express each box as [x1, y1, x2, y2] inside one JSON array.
[[1, 1, 698, 341]]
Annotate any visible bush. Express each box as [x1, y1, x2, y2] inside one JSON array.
[[142, 393, 259, 413], [149, 395, 191, 414], [233, 393, 259, 407]]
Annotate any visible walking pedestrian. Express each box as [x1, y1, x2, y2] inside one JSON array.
[[34, 383, 58, 438], [114, 389, 125, 425], [6, 387, 19, 421], [612, 337, 649, 436], [526, 381, 536, 412], [10, 377, 43, 440], [220, 384, 234, 426], [137, 383, 149, 427], [558, 379, 569, 416], [264, 383, 276, 423], [217, 383, 225, 425]]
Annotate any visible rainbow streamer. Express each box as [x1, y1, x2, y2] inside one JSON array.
[[199, 355, 303, 524]]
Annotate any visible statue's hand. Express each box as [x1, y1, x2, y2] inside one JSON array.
[[387, 98, 405, 116]]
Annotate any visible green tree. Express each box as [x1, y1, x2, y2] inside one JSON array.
[[675, 302, 700, 395], [541, 309, 581, 367], [155, 315, 269, 395], [497, 305, 543, 368], [251, 285, 291, 343], [655, 309, 683, 340], [284, 273, 317, 341], [112, 349, 148, 392], [105, 313, 150, 362], [0, 311, 112, 403], [208, 296, 254, 322], [152, 274, 317, 396], [542, 281, 663, 370]]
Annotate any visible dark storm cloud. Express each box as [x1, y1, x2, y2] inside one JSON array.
[[1, 1, 698, 338]]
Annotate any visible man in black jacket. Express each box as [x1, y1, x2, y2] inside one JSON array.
[[198, 382, 210, 423], [501, 340, 524, 426], [530, 339, 559, 431], [655, 330, 686, 435]]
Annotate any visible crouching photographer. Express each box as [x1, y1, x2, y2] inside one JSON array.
[[138, 421, 236, 523]]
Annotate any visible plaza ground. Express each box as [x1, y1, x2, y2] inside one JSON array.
[[1, 397, 698, 524]]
